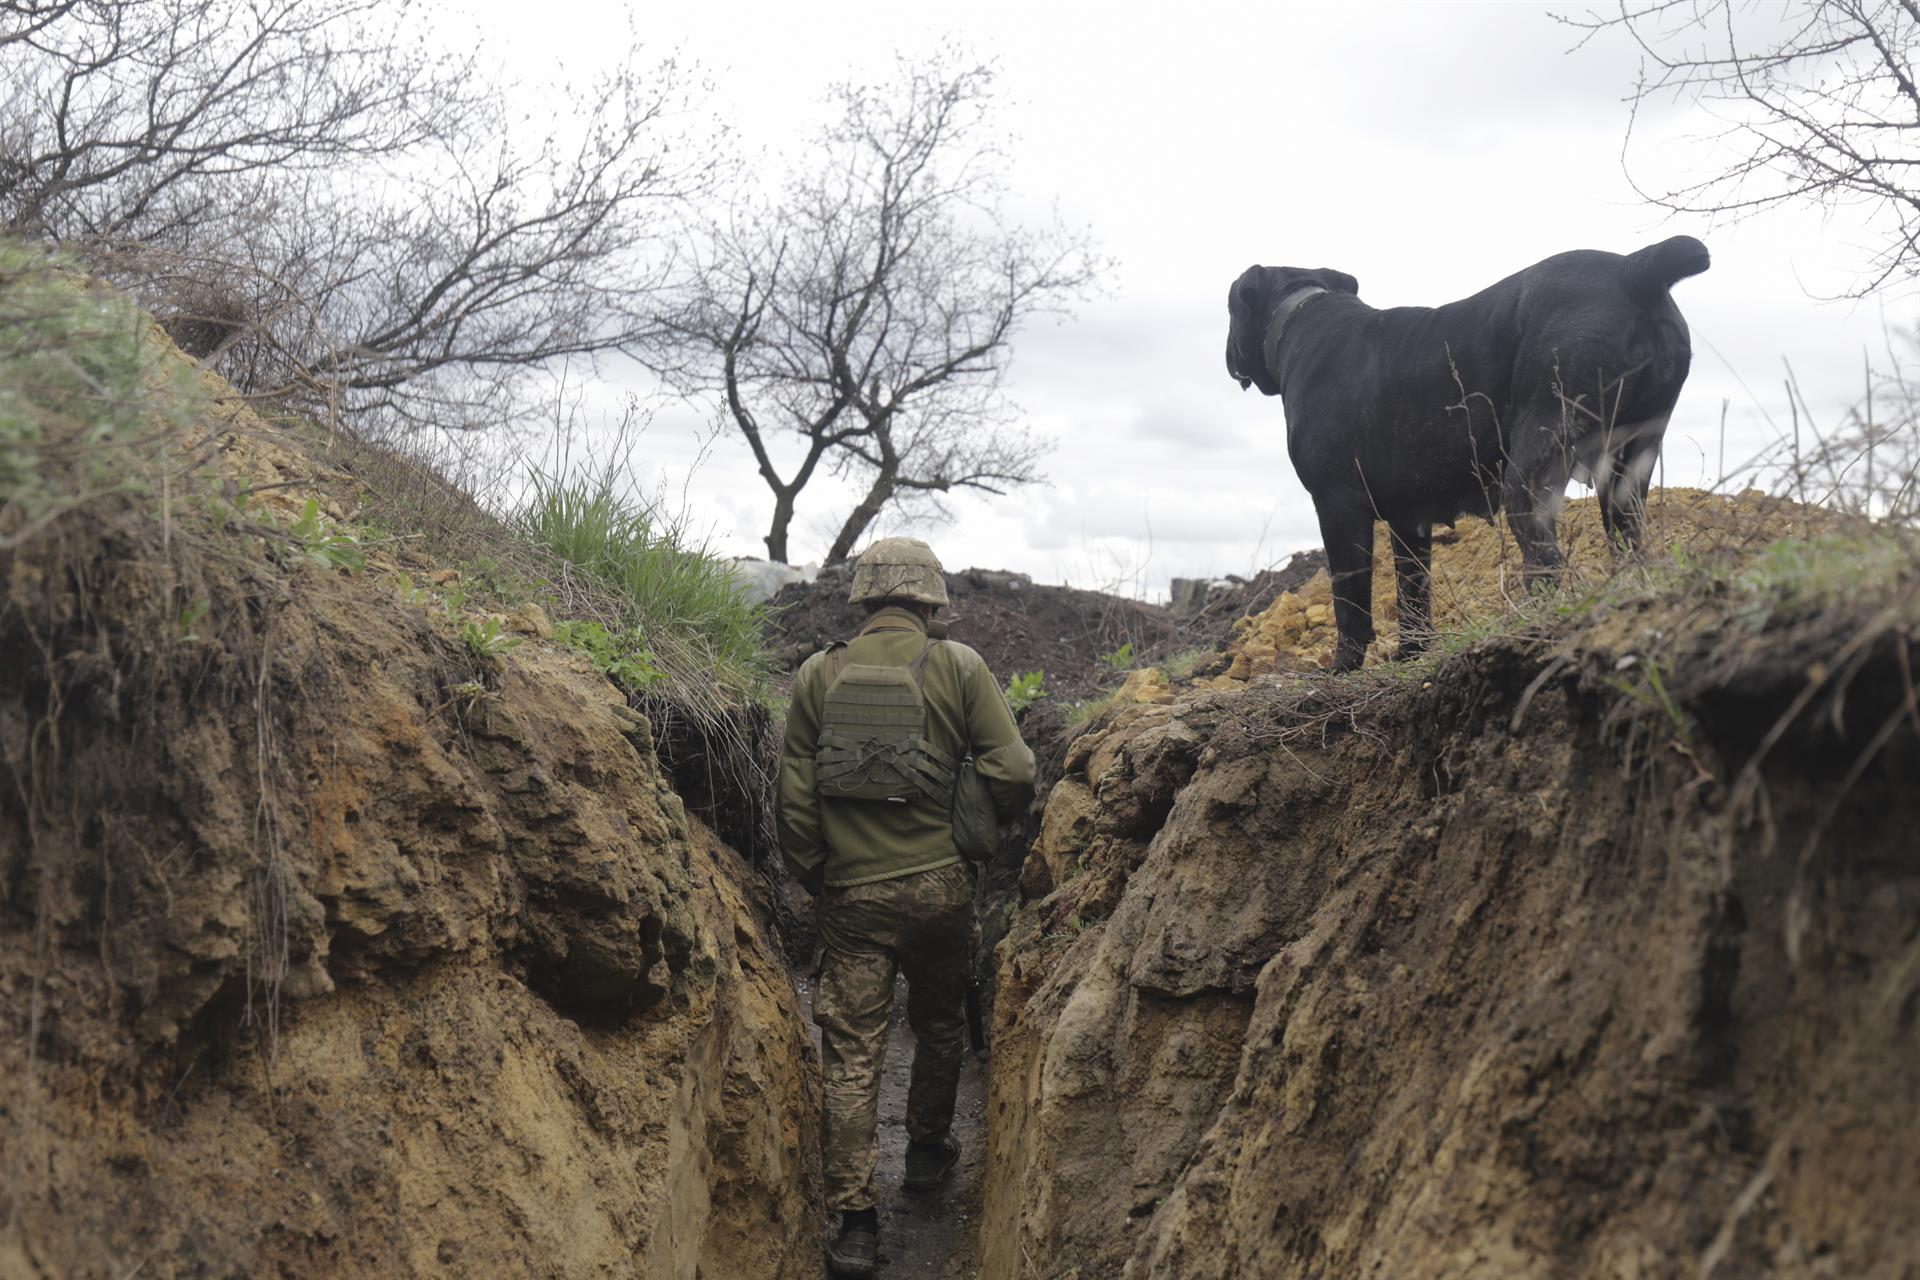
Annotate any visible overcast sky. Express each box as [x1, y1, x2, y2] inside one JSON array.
[[470, 0, 1901, 598]]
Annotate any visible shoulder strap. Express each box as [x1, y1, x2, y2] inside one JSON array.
[[820, 641, 849, 684], [905, 637, 940, 689]]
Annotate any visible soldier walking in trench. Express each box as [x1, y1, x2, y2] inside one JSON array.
[[778, 538, 1037, 1278]]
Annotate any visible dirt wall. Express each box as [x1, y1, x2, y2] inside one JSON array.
[[0, 475, 822, 1276], [985, 569, 1920, 1278]]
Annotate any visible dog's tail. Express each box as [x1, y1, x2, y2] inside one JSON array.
[[1623, 235, 1710, 301]]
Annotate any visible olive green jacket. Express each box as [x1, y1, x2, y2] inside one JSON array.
[[779, 607, 1037, 890]]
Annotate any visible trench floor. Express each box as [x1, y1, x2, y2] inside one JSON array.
[[795, 970, 988, 1279]]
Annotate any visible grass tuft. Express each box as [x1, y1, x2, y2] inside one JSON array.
[[516, 447, 771, 698]]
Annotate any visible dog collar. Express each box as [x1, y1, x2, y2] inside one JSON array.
[[1264, 285, 1330, 368]]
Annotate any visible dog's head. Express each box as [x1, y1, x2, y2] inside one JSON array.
[[1224, 265, 1360, 395]]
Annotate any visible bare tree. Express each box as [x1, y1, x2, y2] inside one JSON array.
[[1564, 0, 1920, 294], [661, 52, 1102, 564], [1, 0, 707, 431], [0, 0, 469, 239], [224, 60, 706, 432]]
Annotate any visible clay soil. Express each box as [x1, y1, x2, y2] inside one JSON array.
[[0, 389, 824, 1275], [985, 516, 1920, 1278]]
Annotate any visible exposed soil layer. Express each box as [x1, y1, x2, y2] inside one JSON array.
[[0, 412, 822, 1276], [985, 538, 1920, 1278]]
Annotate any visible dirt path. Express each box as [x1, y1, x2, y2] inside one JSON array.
[[794, 969, 988, 1279]]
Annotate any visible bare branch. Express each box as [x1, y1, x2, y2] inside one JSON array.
[[1562, 0, 1920, 294], [655, 47, 1105, 562]]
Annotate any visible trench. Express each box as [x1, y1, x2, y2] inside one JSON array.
[[791, 966, 991, 1278]]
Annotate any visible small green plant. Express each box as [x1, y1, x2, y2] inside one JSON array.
[[1158, 646, 1212, 681], [1603, 654, 1692, 746], [391, 571, 433, 607], [1064, 691, 1120, 727], [0, 240, 202, 528], [176, 597, 210, 642], [272, 498, 364, 572], [1099, 641, 1136, 671], [1005, 669, 1047, 713], [555, 617, 665, 690], [517, 447, 771, 693], [459, 616, 521, 660]]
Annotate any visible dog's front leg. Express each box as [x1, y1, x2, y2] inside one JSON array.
[[1388, 520, 1433, 660], [1316, 502, 1376, 671]]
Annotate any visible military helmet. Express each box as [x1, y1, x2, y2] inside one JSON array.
[[848, 537, 949, 607]]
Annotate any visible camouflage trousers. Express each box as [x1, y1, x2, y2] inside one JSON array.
[[814, 860, 977, 1212]]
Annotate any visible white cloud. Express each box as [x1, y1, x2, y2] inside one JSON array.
[[460, 0, 1906, 599]]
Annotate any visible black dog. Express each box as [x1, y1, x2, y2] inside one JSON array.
[[1225, 236, 1709, 670]]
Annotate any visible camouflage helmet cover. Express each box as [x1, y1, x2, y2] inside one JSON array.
[[848, 537, 949, 606]]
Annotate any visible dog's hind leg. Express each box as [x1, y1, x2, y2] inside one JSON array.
[[1387, 519, 1433, 660], [1502, 418, 1575, 590], [1316, 501, 1376, 671], [1595, 415, 1669, 553]]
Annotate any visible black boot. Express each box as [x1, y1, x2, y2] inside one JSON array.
[[827, 1207, 879, 1277], [903, 1133, 961, 1193]]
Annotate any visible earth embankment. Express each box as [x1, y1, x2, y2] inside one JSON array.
[[0, 343, 823, 1275], [985, 516, 1920, 1278]]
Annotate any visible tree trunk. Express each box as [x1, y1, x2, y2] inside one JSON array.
[[824, 470, 896, 565], [765, 490, 797, 563]]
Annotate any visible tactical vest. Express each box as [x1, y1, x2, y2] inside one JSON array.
[[814, 638, 959, 806]]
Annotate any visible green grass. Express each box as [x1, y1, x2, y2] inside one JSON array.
[[0, 239, 203, 533], [1732, 533, 1913, 607], [516, 451, 772, 699]]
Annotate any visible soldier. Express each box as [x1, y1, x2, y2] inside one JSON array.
[[778, 537, 1037, 1278]]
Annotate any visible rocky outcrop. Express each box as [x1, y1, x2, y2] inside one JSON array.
[[986, 571, 1920, 1278], [0, 460, 821, 1275]]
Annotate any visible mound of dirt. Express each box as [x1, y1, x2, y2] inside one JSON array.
[[1209, 488, 1851, 680], [982, 512, 1920, 1277], [765, 563, 1182, 710], [0, 312, 821, 1275]]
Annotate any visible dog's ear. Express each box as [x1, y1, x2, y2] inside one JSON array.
[[1225, 267, 1267, 389], [1318, 269, 1360, 296]]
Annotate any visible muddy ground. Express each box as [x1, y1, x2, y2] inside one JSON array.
[[792, 967, 990, 1279]]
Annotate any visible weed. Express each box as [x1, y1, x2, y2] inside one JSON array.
[[459, 616, 521, 660], [1604, 655, 1691, 742], [1006, 669, 1047, 713], [269, 498, 364, 572], [390, 571, 433, 608], [0, 239, 203, 539], [1159, 646, 1213, 681], [175, 597, 210, 642], [555, 617, 665, 691], [1100, 641, 1135, 671], [517, 446, 771, 696], [1064, 691, 1120, 727]]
